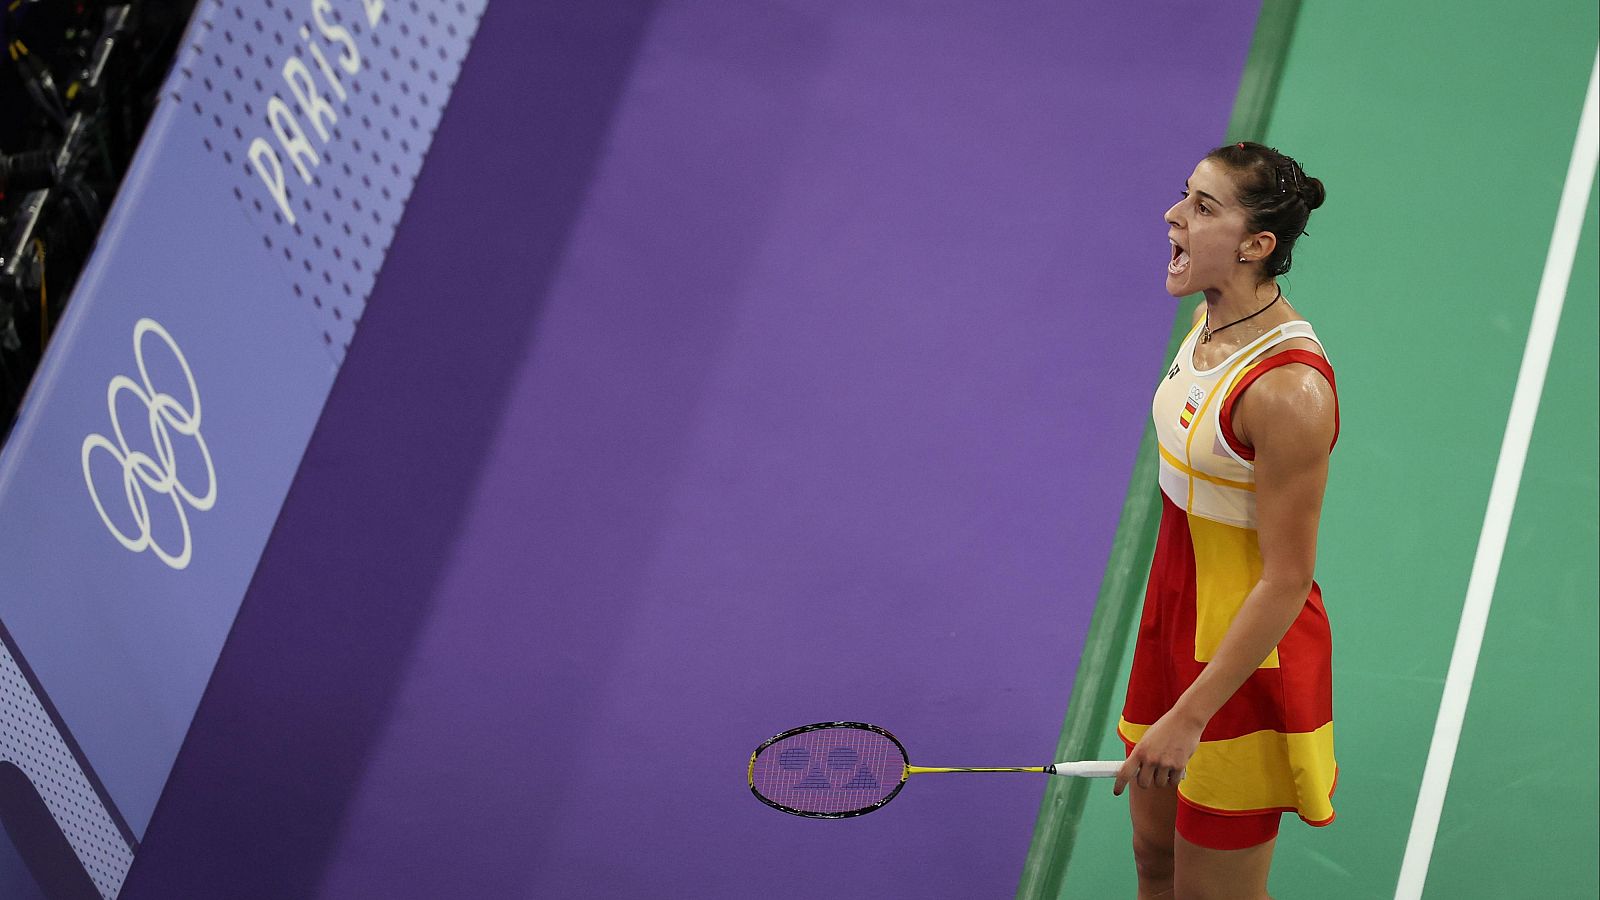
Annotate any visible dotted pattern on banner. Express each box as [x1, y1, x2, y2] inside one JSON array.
[[1, 638, 136, 899], [168, 0, 487, 363]]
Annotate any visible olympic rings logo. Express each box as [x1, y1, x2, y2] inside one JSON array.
[[81, 318, 217, 570]]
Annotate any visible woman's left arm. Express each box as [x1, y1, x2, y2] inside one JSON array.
[[1115, 364, 1337, 794]]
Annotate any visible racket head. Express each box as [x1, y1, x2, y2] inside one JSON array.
[[748, 722, 911, 819]]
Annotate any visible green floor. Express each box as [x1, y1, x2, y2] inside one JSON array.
[[1027, 2, 1600, 897]]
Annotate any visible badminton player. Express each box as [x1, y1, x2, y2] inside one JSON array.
[[1112, 142, 1337, 899]]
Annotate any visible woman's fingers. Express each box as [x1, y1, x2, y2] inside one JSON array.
[[1113, 757, 1137, 795], [1114, 752, 1185, 796]]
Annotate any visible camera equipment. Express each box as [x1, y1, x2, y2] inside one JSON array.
[[0, 0, 196, 442]]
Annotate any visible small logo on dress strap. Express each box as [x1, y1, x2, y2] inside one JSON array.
[[1167, 363, 1180, 380]]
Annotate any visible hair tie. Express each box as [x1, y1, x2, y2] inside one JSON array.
[[1237, 141, 1246, 149]]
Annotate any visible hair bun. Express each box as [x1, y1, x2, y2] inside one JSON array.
[[1301, 176, 1326, 211]]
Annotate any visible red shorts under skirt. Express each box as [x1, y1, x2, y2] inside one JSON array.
[[1177, 801, 1281, 850]]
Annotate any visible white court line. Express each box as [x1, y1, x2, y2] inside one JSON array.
[[1394, 49, 1600, 900]]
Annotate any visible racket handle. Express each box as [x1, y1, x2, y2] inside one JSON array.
[[1047, 760, 1123, 778]]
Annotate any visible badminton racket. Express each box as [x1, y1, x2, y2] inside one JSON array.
[[748, 721, 1122, 819]]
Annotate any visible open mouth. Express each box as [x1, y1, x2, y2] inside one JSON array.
[[1168, 239, 1190, 276]]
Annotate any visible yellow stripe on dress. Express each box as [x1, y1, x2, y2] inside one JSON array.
[[1187, 513, 1279, 668], [1180, 331, 1280, 512], [1118, 719, 1336, 825], [1157, 444, 1256, 492]]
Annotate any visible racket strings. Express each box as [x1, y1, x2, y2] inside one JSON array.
[[750, 724, 906, 816]]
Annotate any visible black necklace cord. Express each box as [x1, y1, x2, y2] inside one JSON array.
[[1201, 285, 1283, 344]]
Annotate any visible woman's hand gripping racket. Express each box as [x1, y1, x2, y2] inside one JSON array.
[[747, 722, 1122, 818]]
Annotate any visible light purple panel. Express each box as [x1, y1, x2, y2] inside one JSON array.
[[0, 2, 483, 896], [122, 1, 1257, 897]]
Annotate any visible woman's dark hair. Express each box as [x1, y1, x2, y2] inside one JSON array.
[[1204, 141, 1326, 278]]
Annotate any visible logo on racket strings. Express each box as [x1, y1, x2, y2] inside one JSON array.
[[778, 746, 881, 790]]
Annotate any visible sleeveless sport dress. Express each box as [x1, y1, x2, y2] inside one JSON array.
[[1118, 317, 1339, 828]]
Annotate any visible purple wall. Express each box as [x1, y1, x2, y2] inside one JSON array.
[[122, 1, 1256, 897]]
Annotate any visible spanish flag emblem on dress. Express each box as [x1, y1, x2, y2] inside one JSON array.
[[1179, 384, 1205, 430]]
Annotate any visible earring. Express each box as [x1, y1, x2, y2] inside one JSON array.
[[1238, 256, 1248, 263]]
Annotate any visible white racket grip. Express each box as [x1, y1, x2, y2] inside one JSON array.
[[1049, 760, 1123, 778]]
